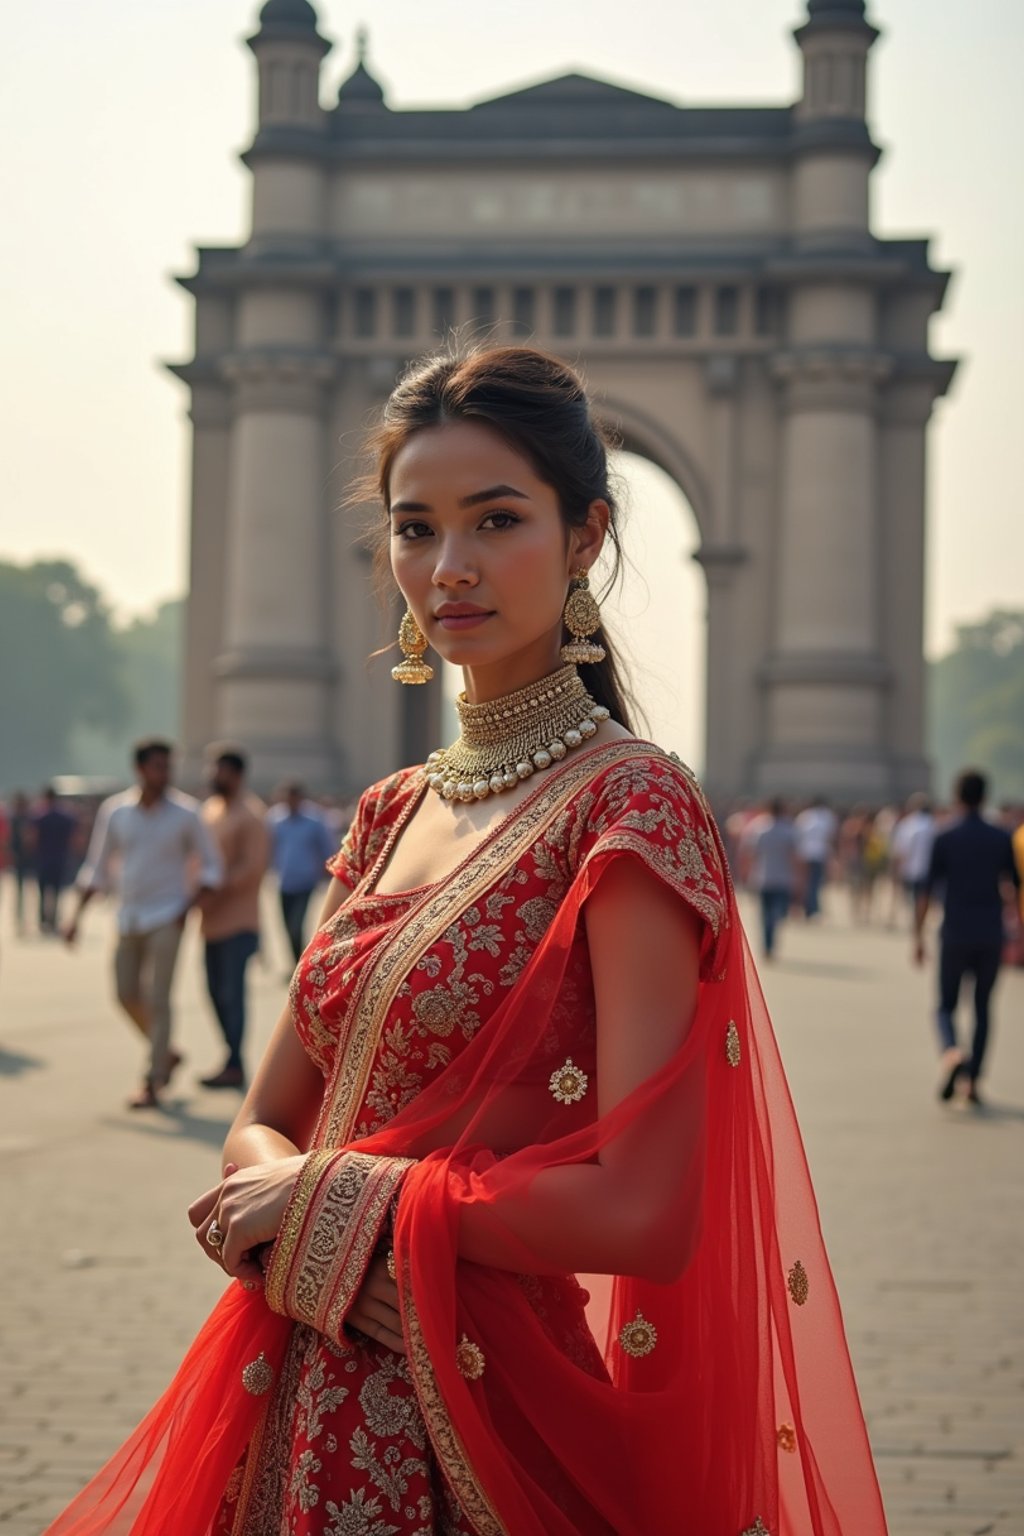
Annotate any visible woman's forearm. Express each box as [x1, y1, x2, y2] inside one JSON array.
[[222, 1123, 302, 1175], [455, 1162, 692, 1285]]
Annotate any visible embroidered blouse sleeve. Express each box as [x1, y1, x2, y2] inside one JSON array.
[[325, 769, 420, 892], [572, 753, 731, 980]]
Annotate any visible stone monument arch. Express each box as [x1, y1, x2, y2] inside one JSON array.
[[173, 0, 956, 804]]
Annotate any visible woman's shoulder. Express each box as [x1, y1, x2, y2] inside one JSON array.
[[329, 765, 422, 886], [566, 740, 730, 941], [572, 739, 715, 830]]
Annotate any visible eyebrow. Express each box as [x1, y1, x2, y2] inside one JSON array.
[[388, 484, 531, 515]]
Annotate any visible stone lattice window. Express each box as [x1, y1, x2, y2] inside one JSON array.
[[633, 286, 657, 337], [674, 285, 698, 336], [433, 287, 456, 336], [512, 287, 535, 336], [553, 287, 577, 337], [472, 287, 495, 331], [755, 285, 784, 337], [353, 287, 377, 338], [393, 287, 416, 338], [593, 286, 617, 338], [714, 285, 740, 336]]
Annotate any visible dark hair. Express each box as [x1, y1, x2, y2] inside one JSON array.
[[362, 345, 636, 730], [955, 768, 987, 809], [209, 743, 248, 776], [134, 737, 173, 768]]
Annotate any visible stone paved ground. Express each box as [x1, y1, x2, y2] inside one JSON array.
[[1, 880, 1021, 1535]]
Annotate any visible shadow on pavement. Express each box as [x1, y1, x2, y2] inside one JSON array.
[[0, 1043, 46, 1076], [101, 1098, 236, 1149]]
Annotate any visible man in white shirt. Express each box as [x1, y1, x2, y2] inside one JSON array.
[[794, 797, 838, 919], [65, 738, 222, 1108], [891, 793, 936, 909]]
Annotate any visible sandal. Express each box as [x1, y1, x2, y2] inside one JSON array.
[[127, 1081, 161, 1110]]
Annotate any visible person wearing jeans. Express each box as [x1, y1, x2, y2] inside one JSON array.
[[199, 746, 269, 1089], [65, 738, 223, 1108], [915, 769, 1020, 1106], [794, 797, 837, 919], [268, 783, 336, 966], [750, 799, 798, 961]]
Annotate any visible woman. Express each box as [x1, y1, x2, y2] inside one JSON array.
[[47, 348, 887, 1536]]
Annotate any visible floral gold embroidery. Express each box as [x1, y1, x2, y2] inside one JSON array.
[[549, 1057, 588, 1105], [777, 1422, 797, 1453], [787, 1259, 809, 1306], [241, 1352, 274, 1396], [455, 1335, 486, 1381], [725, 1019, 741, 1067], [618, 1310, 658, 1358], [741, 1520, 770, 1536]]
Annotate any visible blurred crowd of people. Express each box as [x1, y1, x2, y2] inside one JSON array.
[[0, 741, 354, 1109], [3, 751, 1022, 1112], [724, 789, 1024, 959]]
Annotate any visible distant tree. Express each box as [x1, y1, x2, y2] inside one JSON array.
[[0, 559, 129, 791], [928, 610, 1024, 802], [67, 598, 184, 780]]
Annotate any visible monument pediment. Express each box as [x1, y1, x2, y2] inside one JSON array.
[[471, 71, 679, 114]]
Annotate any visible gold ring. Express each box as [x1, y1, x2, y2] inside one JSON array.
[[207, 1222, 224, 1250], [385, 1249, 396, 1282]]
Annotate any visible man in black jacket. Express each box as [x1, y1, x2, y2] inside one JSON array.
[[915, 769, 1020, 1105]]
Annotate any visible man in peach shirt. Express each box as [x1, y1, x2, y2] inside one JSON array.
[[198, 745, 270, 1089]]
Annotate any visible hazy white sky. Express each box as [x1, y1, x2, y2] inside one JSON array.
[[2, 1, 1021, 736]]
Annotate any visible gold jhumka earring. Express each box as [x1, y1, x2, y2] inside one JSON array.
[[559, 569, 606, 665], [391, 608, 434, 684]]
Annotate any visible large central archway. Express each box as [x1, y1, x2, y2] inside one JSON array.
[[602, 451, 706, 773]]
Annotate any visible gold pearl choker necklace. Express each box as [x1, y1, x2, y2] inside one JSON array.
[[424, 665, 610, 802]]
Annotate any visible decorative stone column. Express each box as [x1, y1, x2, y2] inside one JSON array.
[[759, 348, 894, 799], [179, 379, 232, 787], [215, 350, 339, 790]]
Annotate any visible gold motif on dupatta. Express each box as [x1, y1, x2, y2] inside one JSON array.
[[725, 1019, 741, 1067], [618, 1310, 658, 1359], [549, 1057, 589, 1105], [787, 1258, 809, 1306], [741, 1520, 770, 1536], [455, 1335, 486, 1381], [777, 1422, 797, 1454], [241, 1352, 274, 1396]]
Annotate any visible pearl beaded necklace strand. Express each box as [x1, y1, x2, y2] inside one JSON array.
[[424, 664, 611, 803]]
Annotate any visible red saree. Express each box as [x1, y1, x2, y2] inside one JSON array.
[[46, 741, 888, 1536]]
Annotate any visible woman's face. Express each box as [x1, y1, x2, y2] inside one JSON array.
[[387, 419, 605, 697]]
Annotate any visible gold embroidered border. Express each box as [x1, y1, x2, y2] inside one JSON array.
[[321, 1156, 413, 1340], [263, 1148, 340, 1315], [402, 1281, 507, 1536], [582, 829, 726, 937], [269, 1151, 413, 1340]]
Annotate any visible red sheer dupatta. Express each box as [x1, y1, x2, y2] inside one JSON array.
[[44, 746, 887, 1536], [353, 755, 888, 1536]]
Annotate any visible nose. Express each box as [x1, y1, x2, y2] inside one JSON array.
[[431, 534, 479, 590]]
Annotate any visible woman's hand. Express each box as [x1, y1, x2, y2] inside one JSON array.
[[187, 1155, 305, 1285], [346, 1253, 405, 1354]]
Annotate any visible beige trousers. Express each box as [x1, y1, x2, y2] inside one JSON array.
[[114, 919, 184, 1085]]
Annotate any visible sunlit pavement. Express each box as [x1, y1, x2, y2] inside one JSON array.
[[1, 880, 1021, 1534]]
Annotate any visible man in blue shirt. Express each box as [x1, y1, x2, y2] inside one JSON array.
[[268, 782, 336, 965], [31, 786, 78, 934], [915, 769, 1020, 1106]]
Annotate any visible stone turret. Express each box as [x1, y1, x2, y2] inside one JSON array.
[[248, 0, 330, 132], [792, 0, 880, 252], [201, 0, 340, 789]]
